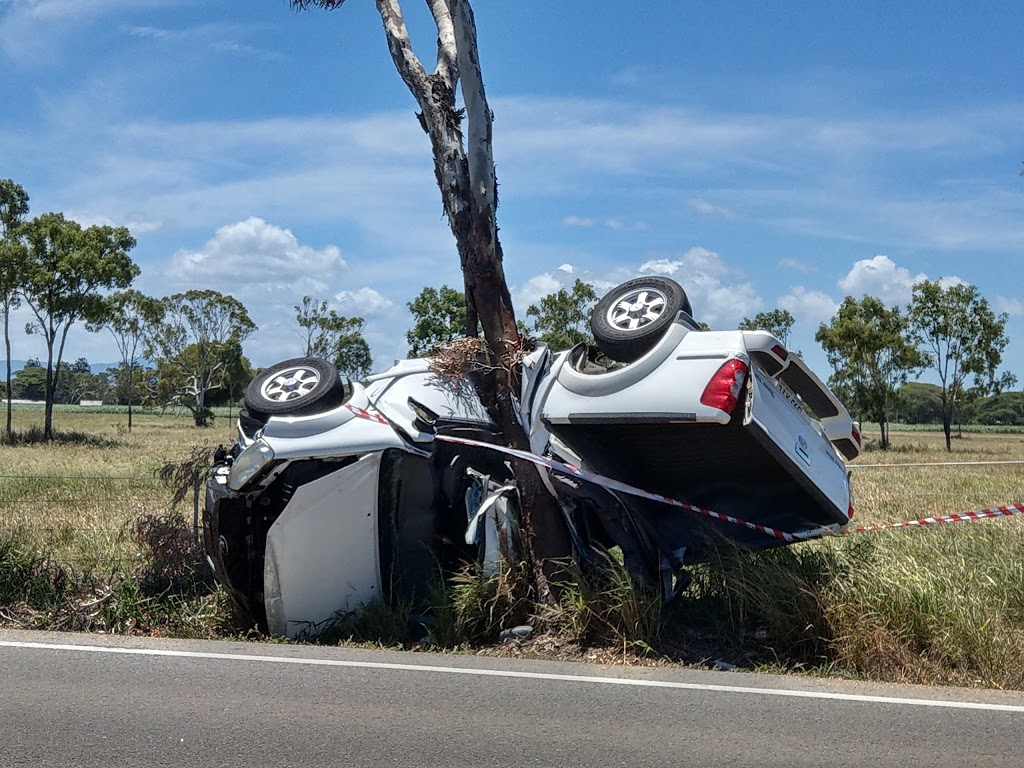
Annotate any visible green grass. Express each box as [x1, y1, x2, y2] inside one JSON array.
[[3, 411, 1024, 689]]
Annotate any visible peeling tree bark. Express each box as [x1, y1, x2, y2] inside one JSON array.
[[297, 0, 571, 598]]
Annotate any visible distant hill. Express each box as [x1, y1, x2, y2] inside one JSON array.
[[0, 360, 121, 374]]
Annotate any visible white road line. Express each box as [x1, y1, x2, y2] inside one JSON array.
[[2, 638, 1023, 713]]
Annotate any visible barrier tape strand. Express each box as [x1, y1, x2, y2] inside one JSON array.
[[344, 407, 1023, 542]]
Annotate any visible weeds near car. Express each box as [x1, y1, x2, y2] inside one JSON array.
[[0, 425, 120, 447], [157, 445, 215, 509], [540, 553, 663, 649], [0, 521, 241, 637]]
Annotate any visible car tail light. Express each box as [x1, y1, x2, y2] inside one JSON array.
[[847, 503, 855, 520], [701, 359, 749, 414], [770, 343, 789, 361], [851, 424, 861, 445]]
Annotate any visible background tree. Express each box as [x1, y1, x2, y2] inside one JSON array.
[[148, 290, 256, 426], [738, 308, 795, 346], [406, 284, 467, 357], [20, 213, 138, 439], [11, 359, 46, 401], [89, 290, 164, 431], [816, 296, 924, 449], [293, 0, 571, 597], [295, 296, 373, 380], [896, 382, 945, 424], [525, 279, 597, 351], [59, 357, 100, 404], [204, 340, 256, 407], [0, 179, 30, 434], [909, 280, 1012, 450]]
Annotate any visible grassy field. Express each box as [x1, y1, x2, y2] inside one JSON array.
[[2, 406, 1024, 687], [688, 428, 1024, 688], [0, 405, 237, 570]]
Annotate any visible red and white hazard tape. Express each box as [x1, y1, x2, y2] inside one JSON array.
[[433, 434, 843, 543], [848, 504, 1024, 534], [344, 407, 1023, 542], [344, 403, 389, 425]]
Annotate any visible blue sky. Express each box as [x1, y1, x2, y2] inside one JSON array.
[[2, 0, 1022, 380]]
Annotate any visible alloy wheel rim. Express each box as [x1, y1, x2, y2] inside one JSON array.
[[260, 365, 321, 402], [607, 287, 668, 331]]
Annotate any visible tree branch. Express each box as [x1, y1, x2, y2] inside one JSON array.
[[448, 0, 496, 218], [427, 0, 458, 88], [375, 0, 431, 110]]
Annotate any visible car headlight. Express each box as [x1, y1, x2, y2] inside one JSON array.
[[227, 439, 276, 490]]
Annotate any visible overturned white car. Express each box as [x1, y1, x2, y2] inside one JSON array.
[[203, 277, 861, 637]]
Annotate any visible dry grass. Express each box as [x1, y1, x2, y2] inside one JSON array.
[[0, 406, 235, 569], [849, 429, 1024, 525], [4, 408, 1024, 688], [693, 427, 1024, 688]]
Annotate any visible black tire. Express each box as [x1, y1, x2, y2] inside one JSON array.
[[590, 276, 691, 363], [244, 357, 347, 417]]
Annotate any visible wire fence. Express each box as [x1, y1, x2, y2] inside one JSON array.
[[0, 473, 186, 571], [2, 456, 1023, 570]]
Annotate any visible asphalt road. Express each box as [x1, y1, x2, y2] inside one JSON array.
[[1, 630, 1022, 767]]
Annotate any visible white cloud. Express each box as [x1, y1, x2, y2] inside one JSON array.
[[641, 247, 730, 280], [333, 287, 395, 317], [638, 258, 681, 276], [514, 273, 562, 310], [688, 197, 738, 219], [562, 216, 593, 227], [837, 255, 925, 306], [162, 217, 345, 299], [557, 263, 574, 274], [937, 275, 968, 289], [64, 211, 163, 236], [836, 255, 970, 306], [638, 248, 760, 328], [779, 286, 839, 328], [994, 296, 1024, 317], [1, 0, 181, 62]]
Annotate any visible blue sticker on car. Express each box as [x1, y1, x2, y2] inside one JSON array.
[[796, 435, 811, 465]]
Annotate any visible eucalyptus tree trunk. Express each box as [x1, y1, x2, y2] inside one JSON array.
[[382, 0, 570, 595], [294, 0, 571, 597]]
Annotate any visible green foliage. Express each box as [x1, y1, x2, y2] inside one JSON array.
[[971, 391, 1024, 426], [18, 212, 139, 438], [295, 295, 373, 380], [545, 554, 664, 648], [88, 289, 164, 430], [687, 541, 859, 664], [738, 308, 795, 345], [1, 180, 31, 434], [0, 524, 240, 638], [816, 296, 924, 448], [427, 561, 534, 646], [0, 424, 119, 447], [148, 290, 256, 426], [909, 280, 1012, 450], [896, 382, 945, 424], [10, 364, 47, 400], [525, 279, 597, 351], [405, 285, 468, 357]]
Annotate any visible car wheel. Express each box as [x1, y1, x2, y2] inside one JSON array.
[[244, 357, 348, 418], [590, 276, 692, 363]]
